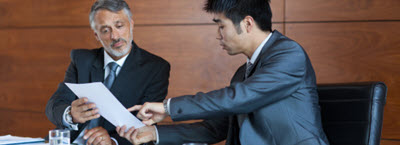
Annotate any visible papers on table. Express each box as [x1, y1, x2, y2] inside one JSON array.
[[65, 82, 145, 130], [0, 135, 44, 145]]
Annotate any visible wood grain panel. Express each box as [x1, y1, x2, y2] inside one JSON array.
[[381, 139, 400, 145], [270, 0, 284, 22], [0, 28, 101, 113], [285, 22, 400, 139], [134, 24, 284, 99], [286, 0, 400, 22], [0, 23, 283, 116], [0, 0, 283, 27], [0, 109, 55, 137]]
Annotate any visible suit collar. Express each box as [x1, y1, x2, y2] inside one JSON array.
[[246, 30, 282, 77], [247, 32, 273, 64], [90, 41, 143, 83], [103, 50, 129, 69]]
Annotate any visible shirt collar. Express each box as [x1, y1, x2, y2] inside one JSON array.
[[247, 32, 273, 64], [103, 50, 129, 69]]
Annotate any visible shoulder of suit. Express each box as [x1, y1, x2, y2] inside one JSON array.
[[70, 48, 101, 64], [136, 47, 170, 66], [270, 33, 303, 52]]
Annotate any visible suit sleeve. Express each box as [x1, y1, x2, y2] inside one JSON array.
[[157, 117, 228, 145], [141, 61, 170, 103], [45, 50, 79, 128], [169, 44, 307, 121]]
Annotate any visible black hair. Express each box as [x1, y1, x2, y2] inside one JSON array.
[[204, 0, 272, 33]]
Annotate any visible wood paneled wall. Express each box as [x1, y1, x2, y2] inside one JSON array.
[[0, 0, 399, 145]]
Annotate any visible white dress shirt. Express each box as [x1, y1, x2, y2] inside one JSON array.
[[62, 50, 129, 145]]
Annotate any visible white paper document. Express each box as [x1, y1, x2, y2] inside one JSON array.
[[0, 135, 44, 144], [65, 82, 145, 130]]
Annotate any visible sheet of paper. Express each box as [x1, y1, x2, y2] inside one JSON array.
[[23, 143, 49, 145], [65, 82, 145, 130], [0, 135, 44, 145]]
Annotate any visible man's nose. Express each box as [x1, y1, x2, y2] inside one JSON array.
[[110, 29, 119, 40], [216, 30, 222, 40]]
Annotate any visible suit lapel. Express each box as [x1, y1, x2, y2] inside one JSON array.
[[109, 42, 143, 95], [226, 31, 284, 145], [246, 30, 281, 77], [90, 48, 105, 83]]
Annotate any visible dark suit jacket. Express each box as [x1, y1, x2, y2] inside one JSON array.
[[157, 31, 329, 145], [45, 41, 170, 145]]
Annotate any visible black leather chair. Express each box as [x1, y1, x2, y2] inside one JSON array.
[[317, 82, 387, 145]]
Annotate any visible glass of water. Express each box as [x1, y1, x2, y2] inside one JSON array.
[[49, 129, 70, 145]]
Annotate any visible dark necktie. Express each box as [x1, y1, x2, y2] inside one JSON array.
[[238, 62, 253, 128], [245, 62, 253, 79], [103, 62, 119, 89], [87, 62, 119, 130]]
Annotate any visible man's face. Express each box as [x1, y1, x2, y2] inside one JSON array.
[[93, 9, 134, 60], [214, 13, 245, 55]]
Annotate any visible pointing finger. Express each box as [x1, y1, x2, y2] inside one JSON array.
[[127, 105, 142, 112]]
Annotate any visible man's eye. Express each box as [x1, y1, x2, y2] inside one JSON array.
[[102, 30, 109, 33], [219, 26, 224, 29], [117, 25, 123, 29]]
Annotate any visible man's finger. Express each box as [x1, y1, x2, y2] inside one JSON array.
[[137, 107, 153, 120], [83, 113, 101, 121], [79, 103, 96, 112], [124, 127, 136, 141], [127, 105, 142, 112], [142, 119, 156, 126], [83, 108, 99, 117], [72, 98, 88, 106], [116, 126, 121, 136], [84, 127, 100, 140], [87, 131, 102, 145], [119, 125, 127, 137], [131, 129, 140, 145], [92, 135, 104, 145]]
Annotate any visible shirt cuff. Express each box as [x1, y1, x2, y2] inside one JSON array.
[[167, 98, 171, 116], [153, 126, 160, 145], [110, 137, 118, 145], [62, 106, 79, 130]]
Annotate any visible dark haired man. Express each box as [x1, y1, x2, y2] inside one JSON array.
[[45, 0, 170, 145], [118, 0, 329, 145]]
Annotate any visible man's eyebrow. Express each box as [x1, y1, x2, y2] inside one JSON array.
[[213, 18, 221, 23], [115, 20, 123, 24], [100, 25, 108, 30]]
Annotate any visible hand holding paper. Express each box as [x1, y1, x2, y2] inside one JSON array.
[[129, 102, 167, 125], [65, 82, 145, 130]]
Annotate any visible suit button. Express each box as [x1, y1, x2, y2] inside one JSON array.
[[177, 109, 182, 114]]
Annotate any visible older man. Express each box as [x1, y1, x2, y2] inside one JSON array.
[[45, 0, 170, 145]]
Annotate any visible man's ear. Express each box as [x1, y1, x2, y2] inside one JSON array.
[[94, 32, 100, 41], [243, 16, 255, 33], [130, 19, 134, 30]]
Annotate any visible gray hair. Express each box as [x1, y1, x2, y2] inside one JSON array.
[[89, 0, 133, 30]]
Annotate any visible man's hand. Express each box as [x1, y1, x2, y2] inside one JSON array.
[[129, 102, 167, 125], [84, 127, 115, 145], [71, 97, 100, 124], [116, 125, 157, 145]]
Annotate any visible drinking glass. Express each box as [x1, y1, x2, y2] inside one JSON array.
[[49, 129, 70, 145], [183, 143, 208, 145]]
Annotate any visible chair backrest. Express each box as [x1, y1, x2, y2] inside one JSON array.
[[317, 82, 387, 145]]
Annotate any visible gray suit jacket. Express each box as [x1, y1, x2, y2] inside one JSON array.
[[45, 41, 170, 145], [157, 31, 329, 145]]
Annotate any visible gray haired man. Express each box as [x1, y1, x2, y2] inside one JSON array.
[[45, 0, 170, 145]]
